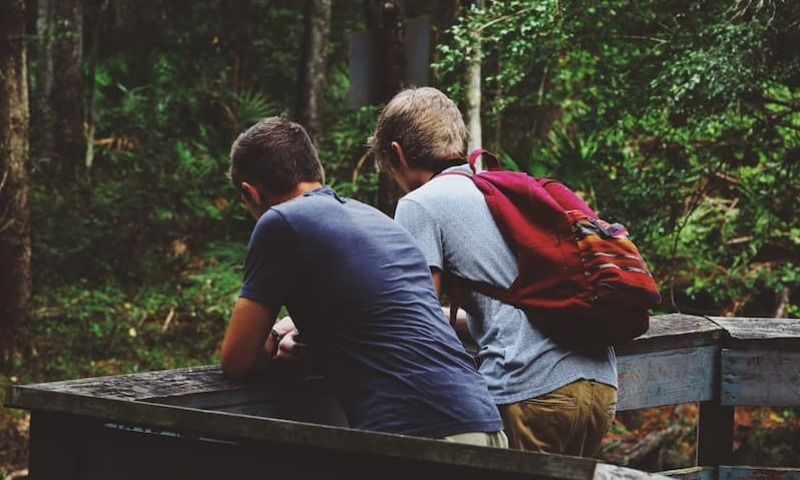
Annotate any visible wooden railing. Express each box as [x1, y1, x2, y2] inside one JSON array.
[[613, 314, 800, 480], [4, 314, 799, 480]]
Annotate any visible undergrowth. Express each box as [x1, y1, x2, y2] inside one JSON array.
[[0, 241, 245, 476]]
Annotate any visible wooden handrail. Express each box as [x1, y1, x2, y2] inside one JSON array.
[[4, 314, 799, 480]]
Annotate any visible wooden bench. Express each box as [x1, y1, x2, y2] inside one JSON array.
[[4, 314, 799, 480]]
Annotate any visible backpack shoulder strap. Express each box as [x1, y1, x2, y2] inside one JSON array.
[[469, 148, 501, 172], [442, 271, 464, 327], [537, 178, 597, 217]]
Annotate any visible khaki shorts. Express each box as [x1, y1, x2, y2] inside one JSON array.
[[441, 430, 509, 448], [498, 379, 617, 456]]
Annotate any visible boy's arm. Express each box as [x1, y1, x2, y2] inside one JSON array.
[[430, 268, 471, 341], [220, 297, 279, 379]]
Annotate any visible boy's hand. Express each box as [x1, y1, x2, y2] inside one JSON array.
[[270, 316, 307, 360]]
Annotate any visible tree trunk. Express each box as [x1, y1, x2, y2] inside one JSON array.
[[365, 0, 407, 216], [31, 0, 54, 163], [0, 0, 32, 371], [489, 54, 502, 152], [84, 0, 108, 170], [465, 0, 484, 160], [32, 0, 85, 179], [430, 0, 462, 82], [297, 0, 332, 141], [229, 0, 253, 96]]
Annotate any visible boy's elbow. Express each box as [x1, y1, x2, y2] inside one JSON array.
[[221, 362, 246, 380], [220, 351, 254, 379]]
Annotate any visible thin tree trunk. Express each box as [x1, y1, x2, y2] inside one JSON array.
[[365, 0, 407, 216], [84, 0, 108, 169], [775, 287, 790, 318], [465, 0, 484, 160], [0, 0, 32, 371], [297, 0, 332, 141], [379, 0, 406, 99], [431, 0, 461, 83], [31, 0, 54, 163], [49, 0, 86, 178], [490, 55, 502, 152], [230, 0, 276, 96]]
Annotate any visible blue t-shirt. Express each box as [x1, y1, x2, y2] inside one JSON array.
[[239, 186, 502, 438]]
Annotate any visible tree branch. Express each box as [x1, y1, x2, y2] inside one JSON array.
[[477, 5, 539, 33], [613, 35, 668, 45], [759, 94, 800, 111]]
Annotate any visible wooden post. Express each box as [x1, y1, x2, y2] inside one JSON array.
[[701, 317, 800, 469], [28, 412, 92, 479], [696, 399, 735, 467]]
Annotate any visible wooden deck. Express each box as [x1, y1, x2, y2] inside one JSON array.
[[4, 314, 800, 480]]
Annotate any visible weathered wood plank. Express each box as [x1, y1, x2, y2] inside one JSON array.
[[617, 345, 717, 411], [6, 366, 350, 427], [594, 464, 676, 480], [720, 349, 800, 407], [709, 317, 800, 350], [5, 314, 725, 405], [617, 314, 723, 356], [16, 388, 675, 480], [719, 466, 800, 480], [14, 390, 602, 480], [658, 466, 716, 480], [88, 420, 567, 480], [143, 368, 349, 426], [14, 364, 237, 400], [24, 412, 675, 480]]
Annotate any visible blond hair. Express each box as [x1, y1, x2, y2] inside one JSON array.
[[369, 87, 468, 170]]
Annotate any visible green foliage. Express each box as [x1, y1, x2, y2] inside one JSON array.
[[24, 0, 367, 385], [301, 52, 383, 202], [19, 0, 798, 387], [437, 0, 800, 317], [4, 1, 799, 474], [223, 88, 281, 135], [30, 0, 304, 289], [20, 0, 800, 380], [733, 408, 800, 467], [20, 241, 244, 382], [315, 68, 382, 203]]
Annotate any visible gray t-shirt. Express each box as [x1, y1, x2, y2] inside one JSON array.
[[394, 165, 618, 405]]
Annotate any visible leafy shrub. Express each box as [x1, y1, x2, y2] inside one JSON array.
[[20, 241, 245, 382]]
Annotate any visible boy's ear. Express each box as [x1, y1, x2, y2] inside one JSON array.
[[390, 141, 408, 168], [241, 182, 263, 206]]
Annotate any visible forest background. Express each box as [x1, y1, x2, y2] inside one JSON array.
[[1, 0, 798, 476]]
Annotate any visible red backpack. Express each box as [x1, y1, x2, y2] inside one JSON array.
[[442, 149, 661, 348]]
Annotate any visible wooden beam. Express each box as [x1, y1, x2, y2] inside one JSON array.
[[718, 466, 800, 480], [720, 349, 800, 407], [616, 314, 723, 356], [657, 466, 716, 480], [617, 345, 716, 411], [708, 317, 800, 351]]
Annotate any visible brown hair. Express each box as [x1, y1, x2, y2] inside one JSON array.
[[228, 116, 324, 194]]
